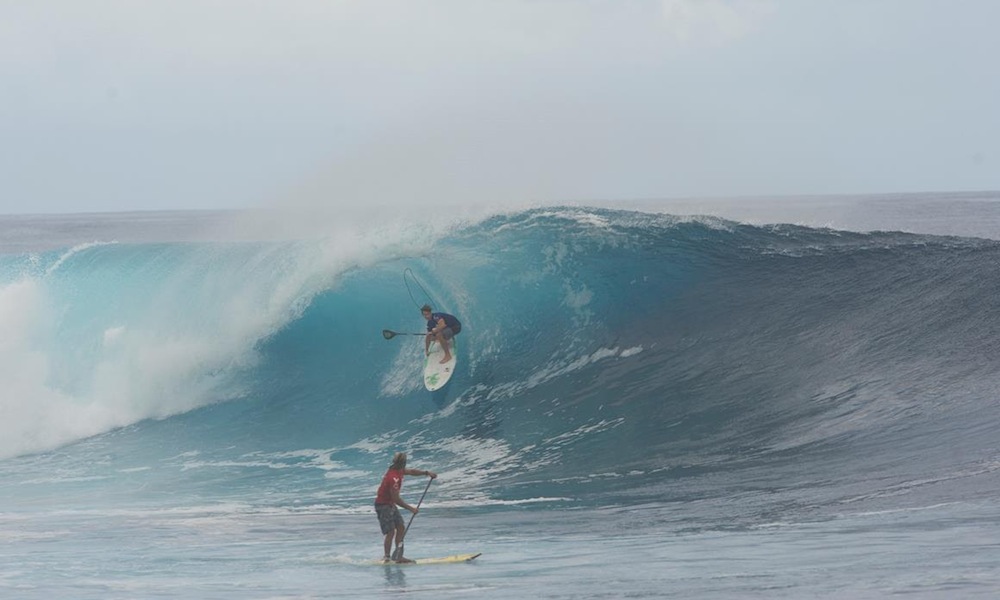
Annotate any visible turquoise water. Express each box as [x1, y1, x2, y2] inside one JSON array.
[[2, 200, 1000, 598], [4, 502, 999, 598]]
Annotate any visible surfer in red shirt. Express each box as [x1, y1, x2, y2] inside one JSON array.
[[375, 451, 437, 562]]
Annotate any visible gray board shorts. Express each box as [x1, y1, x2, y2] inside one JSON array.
[[376, 503, 404, 534]]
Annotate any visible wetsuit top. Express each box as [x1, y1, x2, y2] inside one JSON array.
[[427, 312, 461, 332], [375, 468, 404, 505]]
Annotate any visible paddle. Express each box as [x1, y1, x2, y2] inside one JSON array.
[[392, 477, 434, 562], [382, 329, 428, 340]]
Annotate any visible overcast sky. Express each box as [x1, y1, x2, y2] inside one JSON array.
[[1, 0, 998, 215]]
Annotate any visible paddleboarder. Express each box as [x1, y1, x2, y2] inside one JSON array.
[[375, 451, 437, 563], [422, 305, 462, 364]]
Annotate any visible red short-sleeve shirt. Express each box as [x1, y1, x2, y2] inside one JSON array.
[[375, 468, 404, 505]]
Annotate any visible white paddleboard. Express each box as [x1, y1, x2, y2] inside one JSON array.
[[423, 338, 457, 391]]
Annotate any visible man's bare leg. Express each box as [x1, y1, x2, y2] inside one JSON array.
[[439, 336, 452, 364], [393, 522, 413, 563], [382, 531, 393, 561]]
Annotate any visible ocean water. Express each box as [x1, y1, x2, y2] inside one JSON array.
[[2, 196, 1000, 598]]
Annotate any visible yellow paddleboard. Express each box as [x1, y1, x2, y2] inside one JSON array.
[[413, 552, 480, 565], [373, 553, 481, 565]]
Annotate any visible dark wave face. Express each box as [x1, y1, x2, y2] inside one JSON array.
[[3, 208, 1000, 521]]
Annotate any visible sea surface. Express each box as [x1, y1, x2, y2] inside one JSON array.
[[2, 194, 1000, 598]]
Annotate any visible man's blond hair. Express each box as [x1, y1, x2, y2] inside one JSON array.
[[391, 452, 407, 470]]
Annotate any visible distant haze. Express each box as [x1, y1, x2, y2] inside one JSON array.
[[2, 1, 998, 214], [6, 192, 1000, 257]]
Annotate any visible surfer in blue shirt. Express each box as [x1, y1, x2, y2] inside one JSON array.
[[422, 305, 461, 364]]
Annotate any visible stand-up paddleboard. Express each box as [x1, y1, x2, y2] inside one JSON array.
[[409, 552, 481, 565], [372, 553, 481, 566], [423, 338, 457, 391]]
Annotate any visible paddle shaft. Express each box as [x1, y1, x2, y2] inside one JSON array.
[[403, 477, 433, 536], [394, 477, 433, 560]]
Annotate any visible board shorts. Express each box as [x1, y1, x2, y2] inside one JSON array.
[[441, 323, 461, 340], [375, 503, 404, 534]]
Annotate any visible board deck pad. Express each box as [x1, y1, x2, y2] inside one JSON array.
[[423, 338, 457, 391]]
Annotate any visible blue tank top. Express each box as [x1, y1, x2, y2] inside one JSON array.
[[427, 312, 461, 331]]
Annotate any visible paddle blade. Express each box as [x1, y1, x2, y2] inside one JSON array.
[[382, 330, 397, 340]]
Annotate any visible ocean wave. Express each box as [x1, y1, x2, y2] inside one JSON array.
[[2, 207, 999, 514]]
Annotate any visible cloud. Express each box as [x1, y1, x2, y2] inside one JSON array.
[[660, 0, 775, 46]]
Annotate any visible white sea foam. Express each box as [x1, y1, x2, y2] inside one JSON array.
[[520, 345, 644, 392], [379, 341, 425, 397], [542, 418, 626, 449], [0, 278, 116, 459]]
